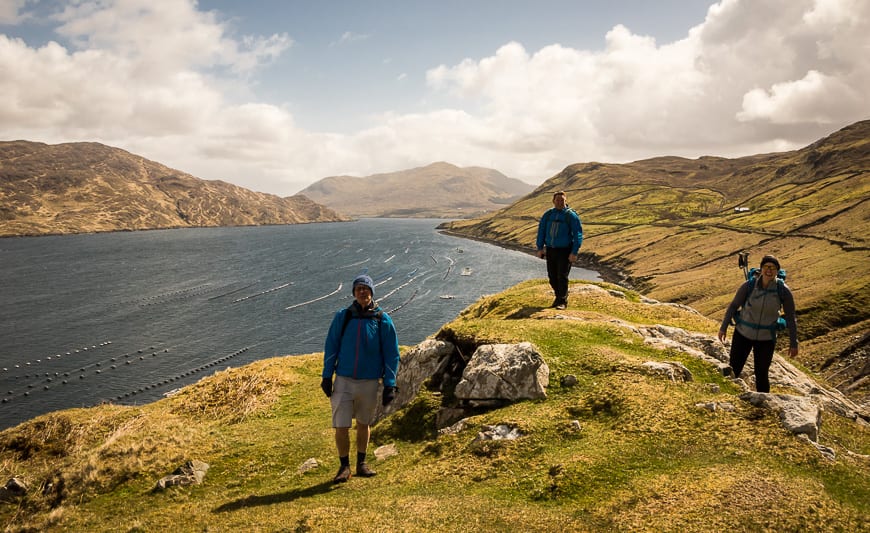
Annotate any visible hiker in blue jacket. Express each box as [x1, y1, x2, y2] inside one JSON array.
[[321, 274, 400, 483], [718, 255, 798, 393], [536, 190, 583, 309]]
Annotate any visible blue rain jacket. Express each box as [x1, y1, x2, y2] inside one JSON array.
[[322, 303, 400, 387], [536, 207, 583, 254]]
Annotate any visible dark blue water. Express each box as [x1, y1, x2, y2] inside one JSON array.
[[0, 219, 597, 429]]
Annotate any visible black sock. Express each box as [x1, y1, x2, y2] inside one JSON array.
[[339, 456, 349, 467], [356, 451, 367, 465]]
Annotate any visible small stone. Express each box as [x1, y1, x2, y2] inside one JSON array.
[[298, 458, 319, 474]]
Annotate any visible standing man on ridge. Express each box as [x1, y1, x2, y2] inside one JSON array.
[[321, 274, 400, 484], [536, 190, 583, 310]]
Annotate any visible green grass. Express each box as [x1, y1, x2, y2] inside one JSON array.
[[439, 149, 870, 408], [1, 280, 868, 532]]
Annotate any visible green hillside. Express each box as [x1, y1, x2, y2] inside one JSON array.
[[440, 120, 870, 406], [1, 280, 867, 532]]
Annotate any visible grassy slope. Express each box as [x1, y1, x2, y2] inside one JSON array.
[[440, 123, 870, 404], [1, 280, 867, 532]]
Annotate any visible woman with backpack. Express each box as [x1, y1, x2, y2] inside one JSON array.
[[718, 255, 798, 393]]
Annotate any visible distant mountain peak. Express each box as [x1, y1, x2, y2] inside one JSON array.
[[300, 162, 534, 218]]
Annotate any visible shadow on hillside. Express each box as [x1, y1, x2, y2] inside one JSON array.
[[212, 481, 334, 513], [505, 307, 548, 319]]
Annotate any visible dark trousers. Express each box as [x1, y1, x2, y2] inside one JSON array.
[[728, 329, 776, 393], [545, 247, 572, 304]]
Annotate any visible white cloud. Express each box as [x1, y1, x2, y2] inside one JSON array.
[[332, 31, 370, 47], [50, 0, 290, 74], [425, 0, 870, 165], [0, 32, 224, 136], [0, 0, 29, 24], [1, 0, 868, 195], [738, 70, 863, 124]]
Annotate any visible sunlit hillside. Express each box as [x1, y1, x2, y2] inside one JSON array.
[[0, 141, 348, 237], [441, 120, 870, 406]]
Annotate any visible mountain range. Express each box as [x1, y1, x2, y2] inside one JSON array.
[[298, 161, 533, 218], [0, 141, 349, 237]]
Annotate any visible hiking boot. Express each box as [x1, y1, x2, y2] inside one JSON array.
[[333, 465, 351, 484], [356, 463, 377, 477], [555, 303, 567, 310]]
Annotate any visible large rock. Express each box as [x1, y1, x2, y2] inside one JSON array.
[[377, 339, 454, 420], [153, 460, 210, 491], [740, 392, 822, 442], [454, 342, 549, 401], [637, 324, 729, 367], [0, 477, 27, 502], [642, 361, 693, 382]]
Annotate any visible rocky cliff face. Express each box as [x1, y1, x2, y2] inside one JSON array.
[[0, 141, 349, 237]]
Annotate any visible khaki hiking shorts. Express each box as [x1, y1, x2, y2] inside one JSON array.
[[331, 376, 380, 428]]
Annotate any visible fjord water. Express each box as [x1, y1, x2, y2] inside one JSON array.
[[0, 218, 597, 430]]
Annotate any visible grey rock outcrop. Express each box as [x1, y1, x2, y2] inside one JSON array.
[[454, 342, 549, 401], [695, 401, 736, 412], [637, 324, 729, 368], [797, 434, 837, 460], [741, 392, 822, 442], [642, 361, 693, 382], [439, 418, 472, 436], [560, 374, 579, 387], [630, 322, 866, 424], [545, 298, 868, 457], [474, 424, 523, 442], [153, 460, 209, 491], [377, 339, 454, 420], [375, 339, 550, 427], [0, 477, 27, 502]]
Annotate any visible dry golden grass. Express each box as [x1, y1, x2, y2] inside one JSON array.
[[169, 361, 290, 423]]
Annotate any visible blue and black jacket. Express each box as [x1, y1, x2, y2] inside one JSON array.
[[322, 301, 400, 387], [536, 207, 583, 254]]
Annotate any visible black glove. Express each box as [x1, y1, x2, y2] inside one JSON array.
[[382, 386, 397, 406], [320, 377, 332, 398]]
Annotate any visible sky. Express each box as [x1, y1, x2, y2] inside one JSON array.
[[1, 0, 869, 196]]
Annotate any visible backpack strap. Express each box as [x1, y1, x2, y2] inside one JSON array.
[[339, 308, 353, 340], [540, 209, 551, 243], [734, 315, 779, 332], [339, 306, 382, 340]]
